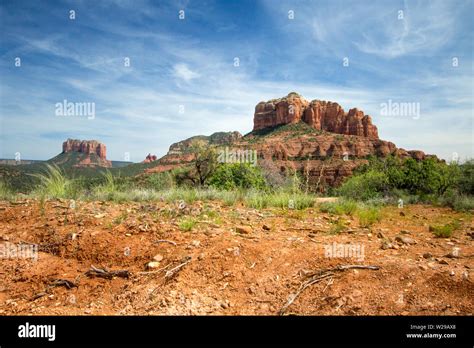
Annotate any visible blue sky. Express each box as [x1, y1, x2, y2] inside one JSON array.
[[0, 0, 472, 162]]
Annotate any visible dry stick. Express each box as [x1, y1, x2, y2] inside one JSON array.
[[154, 239, 177, 246], [314, 163, 326, 193], [30, 278, 78, 301], [85, 265, 130, 279], [163, 256, 192, 280], [279, 264, 379, 315], [137, 263, 173, 275]]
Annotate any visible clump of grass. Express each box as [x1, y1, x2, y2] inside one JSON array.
[[163, 187, 198, 204], [244, 190, 315, 210], [30, 164, 70, 198], [179, 217, 197, 231], [429, 220, 461, 238], [329, 219, 347, 234], [0, 180, 14, 200], [93, 170, 118, 200], [319, 199, 358, 215], [356, 206, 382, 228], [113, 212, 128, 225]]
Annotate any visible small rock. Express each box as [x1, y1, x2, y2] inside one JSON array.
[[399, 211, 405, 216], [445, 248, 460, 258], [381, 241, 394, 250], [449, 270, 455, 276], [191, 240, 201, 247], [419, 265, 428, 271], [400, 230, 410, 235], [152, 254, 164, 262], [437, 259, 449, 265], [395, 236, 416, 245], [94, 213, 106, 219], [423, 252, 433, 259], [262, 224, 271, 231], [146, 261, 161, 269], [236, 226, 252, 234]]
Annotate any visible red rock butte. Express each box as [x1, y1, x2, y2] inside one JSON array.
[[62, 139, 111, 167], [253, 92, 379, 139]]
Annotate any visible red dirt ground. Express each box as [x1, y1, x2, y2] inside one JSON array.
[[0, 199, 472, 315]]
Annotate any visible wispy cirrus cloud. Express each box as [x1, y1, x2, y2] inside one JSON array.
[[0, 0, 472, 162]]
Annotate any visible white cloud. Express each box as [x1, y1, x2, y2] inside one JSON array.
[[173, 63, 200, 82]]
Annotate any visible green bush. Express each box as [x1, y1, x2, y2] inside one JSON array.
[[209, 163, 267, 190], [430, 221, 460, 238], [337, 170, 388, 201], [438, 189, 474, 211], [356, 206, 382, 227], [146, 171, 174, 190], [457, 159, 474, 195]]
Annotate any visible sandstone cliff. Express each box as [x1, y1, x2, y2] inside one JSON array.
[[61, 139, 111, 168], [254, 93, 378, 138], [145, 93, 430, 190]]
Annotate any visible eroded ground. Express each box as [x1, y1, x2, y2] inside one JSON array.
[[0, 199, 472, 315]]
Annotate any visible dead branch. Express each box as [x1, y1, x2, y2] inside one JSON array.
[[279, 264, 379, 315], [137, 263, 173, 275], [163, 256, 192, 281], [85, 265, 130, 279], [154, 239, 177, 246], [30, 278, 78, 301]]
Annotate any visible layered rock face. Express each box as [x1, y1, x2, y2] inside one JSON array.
[[63, 139, 107, 158], [62, 139, 111, 167], [254, 93, 379, 138], [145, 93, 430, 190]]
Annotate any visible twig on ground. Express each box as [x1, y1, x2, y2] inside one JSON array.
[[163, 256, 192, 281], [154, 239, 177, 246], [137, 263, 173, 275], [30, 278, 78, 301], [279, 264, 380, 315], [85, 265, 130, 279]]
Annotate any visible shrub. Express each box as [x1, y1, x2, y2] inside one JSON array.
[[209, 163, 267, 190], [438, 188, 474, 212], [430, 221, 460, 238], [329, 219, 347, 234], [457, 159, 474, 195], [337, 170, 388, 201], [356, 206, 382, 227], [146, 171, 174, 190]]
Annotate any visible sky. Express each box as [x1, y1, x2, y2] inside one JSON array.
[[0, 0, 472, 162]]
